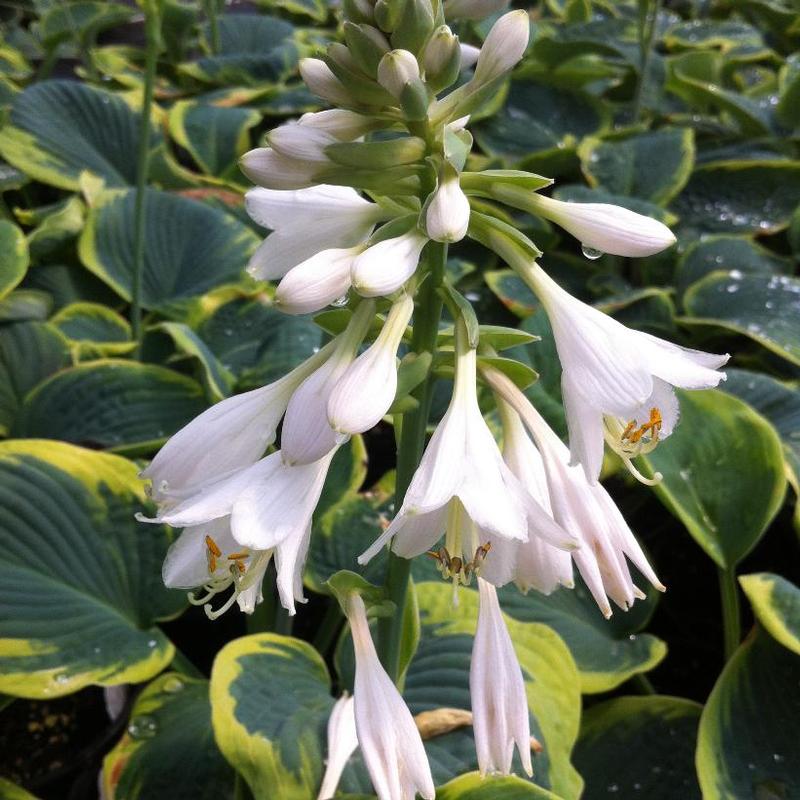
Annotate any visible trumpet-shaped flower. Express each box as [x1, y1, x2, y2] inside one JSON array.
[[485, 366, 665, 617], [327, 294, 413, 435], [360, 324, 575, 588], [275, 246, 359, 315], [281, 300, 376, 465], [348, 594, 435, 800], [245, 185, 383, 280], [425, 166, 471, 243], [351, 229, 428, 298], [496, 401, 573, 595], [141, 344, 333, 508], [527, 194, 677, 258], [521, 265, 729, 483], [471, 578, 532, 777], [472, 10, 529, 87], [318, 694, 359, 800]]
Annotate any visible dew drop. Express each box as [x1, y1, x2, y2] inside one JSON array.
[[54, 673, 70, 686], [606, 784, 619, 794], [581, 244, 604, 260], [128, 715, 158, 739], [330, 295, 349, 308], [163, 677, 185, 694]]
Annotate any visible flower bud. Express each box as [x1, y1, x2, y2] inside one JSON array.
[[390, 0, 435, 55], [299, 58, 353, 106], [444, 0, 509, 20], [423, 25, 462, 92], [373, 0, 405, 32], [528, 194, 677, 258], [275, 247, 358, 315], [472, 10, 529, 86], [239, 148, 317, 190], [298, 109, 377, 141], [376, 48, 420, 98], [268, 123, 336, 164], [343, 0, 375, 24], [344, 21, 390, 76], [425, 165, 471, 243], [459, 43, 480, 70], [327, 294, 413, 434], [351, 229, 428, 297]]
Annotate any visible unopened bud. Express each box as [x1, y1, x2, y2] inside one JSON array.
[[423, 26, 462, 92], [472, 10, 529, 86], [377, 49, 420, 98], [374, 0, 406, 32], [390, 0, 435, 55], [299, 58, 353, 106], [425, 165, 471, 243], [343, 0, 375, 24], [443, 0, 509, 21], [344, 22, 391, 76], [268, 123, 336, 164], [298, 109, 378, 141]]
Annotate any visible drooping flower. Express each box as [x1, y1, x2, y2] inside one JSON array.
[[351, 229, 429, 298], [327, 294, 413, 435], [347, 594, 435, 800], [281, 300, 376, 465], [318, 694, 359, 800], [526, 194, 677, 258], [360, 322, 575, 589], [520, 264, 729, 483], [470, 578, 532, 777], [275, 246, 359, 315], [141, 343, 334, 508], [244, 184, 384, 280], [485, 366, 665, 617], [495, 400, 574, 595]]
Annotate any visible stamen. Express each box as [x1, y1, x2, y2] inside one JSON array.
[[205, 535, 222, 557], [227, 552, 249, 560]]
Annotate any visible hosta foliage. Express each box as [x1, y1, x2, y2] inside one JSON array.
[[0, 0, 798, 798]]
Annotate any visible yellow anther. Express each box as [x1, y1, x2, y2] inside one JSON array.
[[227, 552, 249, 561], [207, 553, 217, 574], [622, 407, 662, 445], [205, 535, 222, 557]]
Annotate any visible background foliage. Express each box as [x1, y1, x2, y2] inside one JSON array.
[[0, 0, 798, 798]]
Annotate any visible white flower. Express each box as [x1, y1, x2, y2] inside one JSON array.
[[351, 230, 428, 298], [348, 594, 435, 800], [300, 58, 352, 106], [161, 516, 310, 618], [299, 109, 377, 140], [377, 49, 421, 99], [496, 401, 573, 595], [140, 345, 333, 508], [245, 184, 383, 281], [239, 147, 318, 191], [425, 166, 471, 243], [327, 294, 413, 435], [275, 246, 359, 315], [485, 366, 665, 617], [444, 0, 510, 21], [318, 694, 359, 800], [360, 324, 573, 588], [471, 578, 532, 777], [459, 44, 480, 70], [472, 10, 529, 87], [522, 264, 728, 483], [528, 194, 677, 258], [281, 301, 376, 465], [268, 122, 336, 164]]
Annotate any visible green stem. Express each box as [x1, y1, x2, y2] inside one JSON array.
[[205, 0, 221, 55], [377, 241, 447, 681], [169, 645, 205, 679], [718, 565, 741, 661], [629, 673, 656, 695], [632, 0, 661, 123], [312, 601, 344, 655], [131, 3, 160, 351]]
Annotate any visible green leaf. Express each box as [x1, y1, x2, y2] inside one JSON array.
[[13, 360, 207, 452], [0, 289, 52, 323], [0, 221, 28, 302], [210, 633, 333, 800], [38, 2, 134, 48], [696, 628, 800, 799], [25, 195, 86, 261], [197, 296, 322, 390], [0, 321, 72, 436], [79, 189, 258, 311], [664, 20, 765, 52], [155, 322, 235, 402], [0, 80, 161, 190], [573, 696, 702, 799], [181, 15, 297, 86], [473, 79, 608, 162], [477, 355, 538, 390], [675, 235, 791, 296], [683, 271, 800, 367], [578, 128, 695, 204], [435, 773, 564, 799], [50, 302, 134, 358], [167, 101, 260, 179], [484, 270, 539, 319], [739, 573, 800, 657], [314, 436, 368, 521], [398, 582, 583, 797], [256, 0, 329, 21], [0, 777, 40, 799], [0, 440, 184, 698], [640, 390, 786, 568], [102, 673, 235, 800], [670, 161, 800, 234]]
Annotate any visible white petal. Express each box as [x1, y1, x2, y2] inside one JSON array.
[[230, 450, 334, 550], [634, 329, 729, 390], [299, 109, 375, 140], [274, 522, 312, 615], [425, 170, 471, 243], [268, 122, 336, 163], [472, 10, 529, 86], [299, 58, 352, 106], [240, 148, 316, 190], [318, 695, 359, 800], [561, 371, 606, 484], [162, 518, 238, 589], [351, 231, 427, 298], [275, 247, 356, 315]]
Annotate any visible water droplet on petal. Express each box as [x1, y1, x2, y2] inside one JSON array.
[[581, 244, 604, 260], [330, 295, 349, 308], [128, 715, 158, 739], [163, 677, 185, 694]]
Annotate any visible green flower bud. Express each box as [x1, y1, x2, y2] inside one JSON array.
[[377, 48, 421, 97], [423, 25, 461, 92], [343, 0, 375, 24], [391, 0, 435, 55], [344, 22, 391, 76], [374, 0, 407, 32]]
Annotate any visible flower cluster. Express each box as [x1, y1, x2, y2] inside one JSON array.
[[140, 0, 729, 796]]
